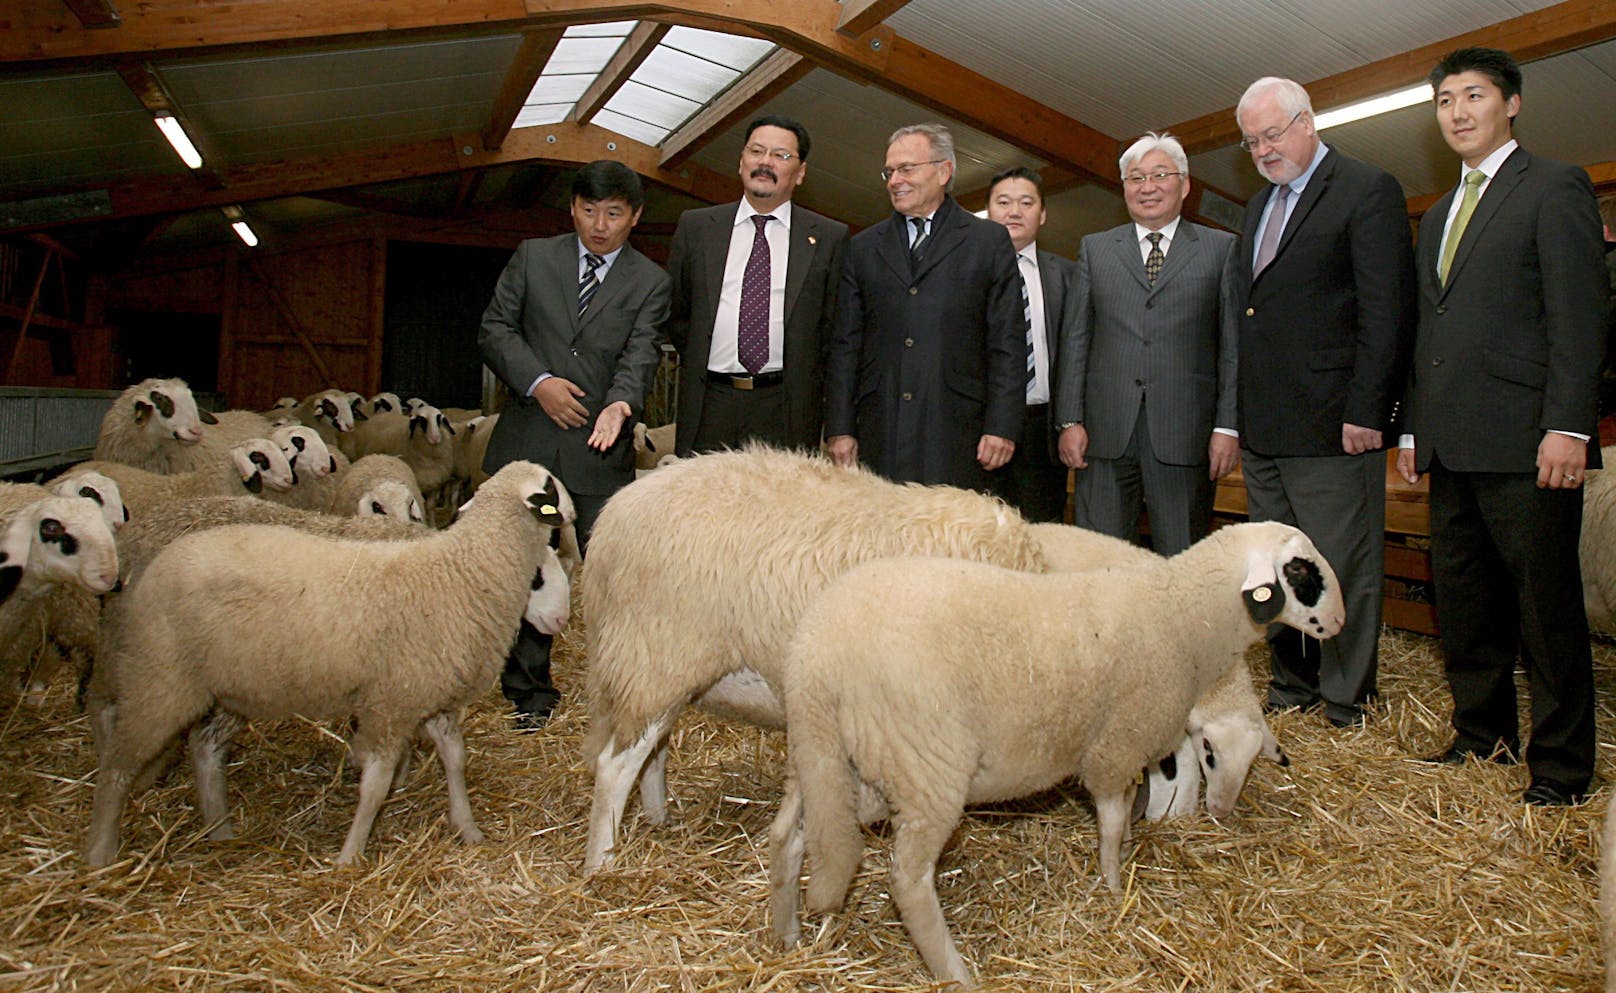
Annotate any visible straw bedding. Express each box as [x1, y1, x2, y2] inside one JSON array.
[[0, 615, 1611, 991]]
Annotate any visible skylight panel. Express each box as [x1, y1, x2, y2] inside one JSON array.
[[564, 21, 636, 38], [591, 108, 669, 146], [513, 103, 573, 128], [543, 36, 626, 77], [604, 80, 701, 130], [627, 45, 738, 102], [658, 26, 773, 69]]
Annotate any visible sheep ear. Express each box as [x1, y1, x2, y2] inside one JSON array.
[[122, 504, 131, 522], [353, 407, 368, 421], [442, 417, 457, 436], [0, 563, 20, 604], [526, 479, 565, 526], [198, 408, 219, 425], [328, 456, 338, 473], [288, 466, 299, 486], [133, 399, 154, 425], [1242, 583, 1285, 624], [243, 471, 263, 494]]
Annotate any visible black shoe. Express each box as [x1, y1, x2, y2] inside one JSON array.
[[1423, 744, 1519, 766], [512, 691, 560, 732], [1327, 711, 1364, 729], [1523, 778, 1584, 806]]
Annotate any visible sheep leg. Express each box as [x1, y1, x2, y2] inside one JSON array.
[[1094, 785, 1137, 892], [336, 734, 404, 867], [420, 710, 484, 845], [584, 711, 674, 874], [889, 810, 974, 988], [188, 710, 246, 841], [767, 779, 806, 948], [637, 741, 670, 825], [85, 689, 201, 866]]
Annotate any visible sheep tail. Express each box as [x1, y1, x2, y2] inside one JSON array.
[[794, 699, 863, 913]]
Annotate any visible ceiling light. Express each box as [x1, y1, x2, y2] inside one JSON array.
[[222, 206, 259, 247], [153, 113, 204, 169], [1313, 83, 1432, 131]]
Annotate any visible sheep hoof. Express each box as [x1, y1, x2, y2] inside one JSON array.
[[207, 821, 236, 842], [458, 825, 486, 846], [773, 924, 800, 949]]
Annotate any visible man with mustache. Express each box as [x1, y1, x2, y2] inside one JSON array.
[[1232, 77, 1416, 729], [665, 115, 848, 455]]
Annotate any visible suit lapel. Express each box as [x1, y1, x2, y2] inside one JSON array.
[[578, 245, 635, 338], [784, 209, 813, 320], [552, 237, 583, 337], [1110, 224, 1152, 291], [1273, 150, 1335, 260], [1440, 147, 1528, 299], [1419, 188, 1456, 303], [1036, 249, 1065, 334], [878, 213, 912, 281], [1149, 222, 1199, 293], [701, 206, 738, 318]]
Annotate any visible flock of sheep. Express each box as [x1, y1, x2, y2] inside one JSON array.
[[5, 375, 1616, 988]]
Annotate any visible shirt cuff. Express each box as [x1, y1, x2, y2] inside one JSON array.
[[1213, 427, 1238, 438], [528, 372, 552, 397], [1398, 433, 1414, 450], [1549, 429, 1590, 443]]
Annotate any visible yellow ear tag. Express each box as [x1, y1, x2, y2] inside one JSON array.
[[1251, 586, 1272, 603], [541, 504, 558, 516], [808, 235, 818, 245]]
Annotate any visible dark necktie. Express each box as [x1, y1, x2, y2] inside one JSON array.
[[738, 214, 774, 374], [909, 216, 928, 266], [1144, 232, 1164, 285], [578, 253, 604, 315], [1019, 253, 1037, 398], [1252, 184, 1290, 278]]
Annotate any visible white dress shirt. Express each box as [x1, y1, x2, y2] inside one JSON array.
[[1018, 245, 1051, 405], [710, 199, 792, 375]]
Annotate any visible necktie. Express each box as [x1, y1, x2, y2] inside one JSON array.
[[909, 216, 928, 266], [1252, 184, 1291, 278], [1438, 170, 1486, 286], [738, 214, 774, 375], [1019, 253, 1037, 399], [1144, 232, 1164, 285], [578, 253, 604, 315]]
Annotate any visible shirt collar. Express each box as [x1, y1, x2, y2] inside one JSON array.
[[1463, 139, 1518, 183], [1017, 242, 1039, 265], [738, 198, 793, 229], [1284, 140, 1331, 196], [576, 238, 626, 267], [1134, 216, 1182, 243]]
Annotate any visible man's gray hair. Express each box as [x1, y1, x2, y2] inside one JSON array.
[[1236, 77, 1314, 130], [1119, 132, 1189, 179], [888, 123, 956, 190]]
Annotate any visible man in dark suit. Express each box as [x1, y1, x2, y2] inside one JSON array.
[[1396, 48, 1608, 805], [478, 160, 671, 728], [986, 166, 1077, 523], [1055, 133, 1240, 553], [665, 115, 848, 455], [825, 123, 1026, 492], [1234, 77, 1416, 729]]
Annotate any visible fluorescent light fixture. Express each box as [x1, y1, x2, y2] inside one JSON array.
[[153, 113, 204, 169], [1313, 83, 1432, 131], [230, 221, 259, 247]]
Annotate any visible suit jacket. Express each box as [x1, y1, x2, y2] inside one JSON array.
[[478, 234, 671, 495], [1030, 247, 1078, 459], [825, 196, 1027, 489], [664, 201, 849, 454], [1408, 147, 1608, 474], [1235, 149, 1416, 457], [1055, 221, 1239, 466]]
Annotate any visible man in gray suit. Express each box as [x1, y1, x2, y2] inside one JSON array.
[[988, 166, 1078, 523], [665, 115, 848, 455], [1055, 133, 1240, 553], [826, 123, 1026, 492], [479, 160, 671, 728]]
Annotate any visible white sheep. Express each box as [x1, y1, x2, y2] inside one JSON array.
[[1580, 449, 1616, 635], [631, 421, 676, 471], [354, 479, 425, 522], [51, 471, 128, 531], [292, 388, 360, 453], [93, 377, 219, 474], [339, 405, 456, 501], [366, 392, 402, 417], [580, 446, 1048, 872], [66, 439, 295, 518], [451, 414, 498, 497], [84, 461, 571, 868], [767, 522, 1344, 988], [267, 452, 426, 520], [269, 424, 338, 483]]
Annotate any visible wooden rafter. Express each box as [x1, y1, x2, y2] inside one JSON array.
[[481, 27, 565, 151], [1167, 0, 1616, 155], [659, 48, 812, 168], [61, 0, 119, 28], [836, 0, 912, 37], [571, 20, 670, 123]]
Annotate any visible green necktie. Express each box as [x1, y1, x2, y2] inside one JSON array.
[[1438, 170, 1486, 285]]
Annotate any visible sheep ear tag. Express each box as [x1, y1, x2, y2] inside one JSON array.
[[1242, 582, 1285, 624], [527, 479, 565, 527]]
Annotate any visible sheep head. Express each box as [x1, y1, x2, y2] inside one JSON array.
[[56, 471, 128, 530], [1237, 523, 1344, 639], [1, 496, 120, 596]]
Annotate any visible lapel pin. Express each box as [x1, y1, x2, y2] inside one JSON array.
[[808, 235, 817, 245]]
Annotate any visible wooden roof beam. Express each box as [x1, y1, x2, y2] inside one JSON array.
[[482, 27, 566, 151], [572, 21, 670, 123], [659, 48, 812, 168], [1167, 0, 1616, 156], [61, 0, 119, 29], [837, 0, 913, 37]]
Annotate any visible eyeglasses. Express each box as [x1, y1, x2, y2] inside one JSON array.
[[744, 144, 797, 162], [1239, 111, 1305, 152], [1123, 170, 1184, 186], [881, 159, 945, 182]]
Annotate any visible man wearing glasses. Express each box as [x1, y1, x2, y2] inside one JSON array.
[[1233, 77, 1415, 730], [1054, 132, 1241, 553], [826, 123, 1026, 492], [665, 115, 849, 455]]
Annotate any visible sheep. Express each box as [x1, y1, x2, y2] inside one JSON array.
[[0, 492, 119, 681], [51, 471, 128, 532], [579, 445, 1048, 872], [291, 388, 361, 453], [767, 522, 1344, 988], [83, 461, 571, 868], [631, 421, 677, 471], [354, 479, 426, 522], [366, 391, 402, 417], [205, 408, 280, 449], [1581, 450, 1616, 635], [268, 452, 425, 519], [451, 414, 498, 497], [340, 405, 457, 502], [269, 424, 338, 483], [65, 439, 296, 518], [93, 377, 219, 474]]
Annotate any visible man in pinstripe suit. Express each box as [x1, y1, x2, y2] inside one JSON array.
[[1054, 132, 1241, 554]]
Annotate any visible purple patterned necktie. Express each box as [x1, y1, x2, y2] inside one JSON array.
[[1252, 184, 1290, 278], [738, 214, 774, 375]]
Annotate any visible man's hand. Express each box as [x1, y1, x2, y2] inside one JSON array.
[[826, 434, 858, 468], [1058, 424, 1089, 470], [588, 401, 631, 451], [1342, 423, 1383, 455], [1537, 432, 1587, 489], [533, 376, 589, 429], [1396, 446, 1419, 484], [1208, 432, 1240, 480], [977, 434, 1015, 471]]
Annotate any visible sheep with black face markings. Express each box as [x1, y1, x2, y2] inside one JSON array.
[[83, 461, 571, 868], [339, 405, 457, 502], [66, 439, 294, 519], [767, 522, 1344, 988], [93, 378, 220, 474]]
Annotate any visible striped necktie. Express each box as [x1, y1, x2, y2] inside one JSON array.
[[909, 216, 928, 266], [1019, 253, 1037, 399], [579, 253, 605, 315]]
